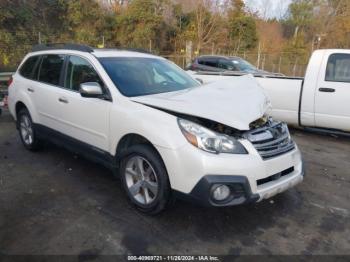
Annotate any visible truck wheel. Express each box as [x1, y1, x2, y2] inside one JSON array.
[[120, 144, 171, 215], [18, 108, 41, 151]]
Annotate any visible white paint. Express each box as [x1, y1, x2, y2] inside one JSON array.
[[189, 49, 350, 132], [8, 48, 304, 198], [132, 75, 269, 131]]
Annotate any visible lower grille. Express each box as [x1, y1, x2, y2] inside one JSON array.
[[257, 167, 295, 186], [244, 121, 295, 160]]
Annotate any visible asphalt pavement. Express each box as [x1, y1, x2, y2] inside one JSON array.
[[0, 109, 349, 256]]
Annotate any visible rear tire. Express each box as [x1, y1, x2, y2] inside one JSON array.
[[17, 108, 42, 151], [120, 144, 171, 215]]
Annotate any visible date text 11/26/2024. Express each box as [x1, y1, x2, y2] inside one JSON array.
[[127, 255, 220, 261]]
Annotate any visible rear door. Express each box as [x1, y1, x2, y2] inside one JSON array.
[[54, 55, 111, 151], [32, 54, 66, 128], [314, 51, 350, 131]]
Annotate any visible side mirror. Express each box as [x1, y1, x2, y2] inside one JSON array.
[[79, 82, 103, 98], [195, 78, 204, 84]]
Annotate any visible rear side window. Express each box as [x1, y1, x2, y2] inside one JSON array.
[[325, 53, 350, 83], [201, 57, 218, 67], [197, 58, 204, 65], [38, 55, 65, 86], [65, 56, 103, 91], [19, 56, 39, 79]]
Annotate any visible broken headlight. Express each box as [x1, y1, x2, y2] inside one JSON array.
[[178, 119, 247, 154]]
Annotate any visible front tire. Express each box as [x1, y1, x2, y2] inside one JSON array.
[[120, 145, 171, 215], [17, 108, 41, 151]]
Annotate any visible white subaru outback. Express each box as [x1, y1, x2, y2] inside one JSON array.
[[8, 44, 304, 214]]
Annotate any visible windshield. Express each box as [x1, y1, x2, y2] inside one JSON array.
[[99, 57, 200, 97], [231, 59, 258, 72]]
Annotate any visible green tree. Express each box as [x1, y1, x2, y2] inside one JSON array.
[[228, 0, 258, 52], [114, 0, 166, 50], [284, 0, 313, 42], [0, 0, 67, 69], [64, 0, 110, 46]]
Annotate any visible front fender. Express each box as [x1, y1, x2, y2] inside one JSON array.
[[109, 100, 187, 156]]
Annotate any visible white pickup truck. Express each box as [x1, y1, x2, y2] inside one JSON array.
[[189, 49, 350, 134]]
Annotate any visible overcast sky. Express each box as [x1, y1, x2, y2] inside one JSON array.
[[244, 0, 292, 19]]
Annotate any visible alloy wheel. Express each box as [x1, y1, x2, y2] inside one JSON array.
[[124, 156, 159, 205], [20, 115, 33, 145]]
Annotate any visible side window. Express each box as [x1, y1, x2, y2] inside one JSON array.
[[65, 56, 103, 91], [205, 58, 218, 68], [38, 55, 65, 86], [197, 58, 204, 65], [218, 59, 234, 70], [325, 53, 350, 83], [19, 56, 39, 79]]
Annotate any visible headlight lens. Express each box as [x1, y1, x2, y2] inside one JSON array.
[[178, 119, 247, 154]]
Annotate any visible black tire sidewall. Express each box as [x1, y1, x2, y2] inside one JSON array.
[[120, 144, 171, 214]]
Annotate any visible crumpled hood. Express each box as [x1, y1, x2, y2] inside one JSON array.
[[131, 75, 270, 130]]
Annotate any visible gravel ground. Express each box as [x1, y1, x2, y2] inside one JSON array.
[[0, 109, 349, 256]]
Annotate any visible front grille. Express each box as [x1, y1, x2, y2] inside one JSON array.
[[244, 121, 295, 160], [257, 167, 294, 186]]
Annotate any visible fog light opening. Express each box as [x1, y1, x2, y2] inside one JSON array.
[[211, 184, 231, 202]]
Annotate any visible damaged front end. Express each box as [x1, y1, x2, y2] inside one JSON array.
[[243, 119, 296, 160], [169, 111, 295, 159]]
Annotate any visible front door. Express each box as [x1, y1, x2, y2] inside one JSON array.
[[315, 51, 350, 131], [54, 55, 111, 151]]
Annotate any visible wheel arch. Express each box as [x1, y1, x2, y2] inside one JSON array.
[[116, 133, 158, 156], [15, 101, 28, 117], [115, 133, 166, 170], [15, 101, 30, 127], [13, 95, 39, 123]]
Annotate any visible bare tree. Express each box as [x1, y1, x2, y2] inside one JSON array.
[[190, 0, 224, 52]]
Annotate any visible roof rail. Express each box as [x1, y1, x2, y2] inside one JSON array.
[[32, 43, 94, 53], [93, 47, 153, 54], [123, 48, 152, 54]]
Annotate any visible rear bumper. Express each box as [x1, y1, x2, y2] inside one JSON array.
[[175, 161, 305, 207]]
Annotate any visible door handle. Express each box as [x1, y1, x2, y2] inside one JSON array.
[[27, 88, 34, 93], [319, 87, 335, 93], [58, 97, 69, 104]]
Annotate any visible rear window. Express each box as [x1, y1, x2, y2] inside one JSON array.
[[38, 55, 65, 86], [19, 56, 39, 79], [325, 53, 350, 83]]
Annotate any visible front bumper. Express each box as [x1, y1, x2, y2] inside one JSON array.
[[175, 162, 305, 207]]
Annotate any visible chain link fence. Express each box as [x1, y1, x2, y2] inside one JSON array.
[[231, 52, 308, 77]]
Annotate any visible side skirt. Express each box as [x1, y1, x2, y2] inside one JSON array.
[[302, 126, 350, 139], [34, 124, 117, 172]]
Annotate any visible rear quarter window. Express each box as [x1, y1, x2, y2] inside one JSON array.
[[19, 56, 40, 79]]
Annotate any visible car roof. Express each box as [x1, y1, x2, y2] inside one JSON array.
[[198, 55, 241, 60], [26, 48, 164, 60], [92, 49, 162, 59]]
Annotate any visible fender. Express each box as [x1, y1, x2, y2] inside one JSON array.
[[108, 100, 187, 156], [14, 90, 40, 124]]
